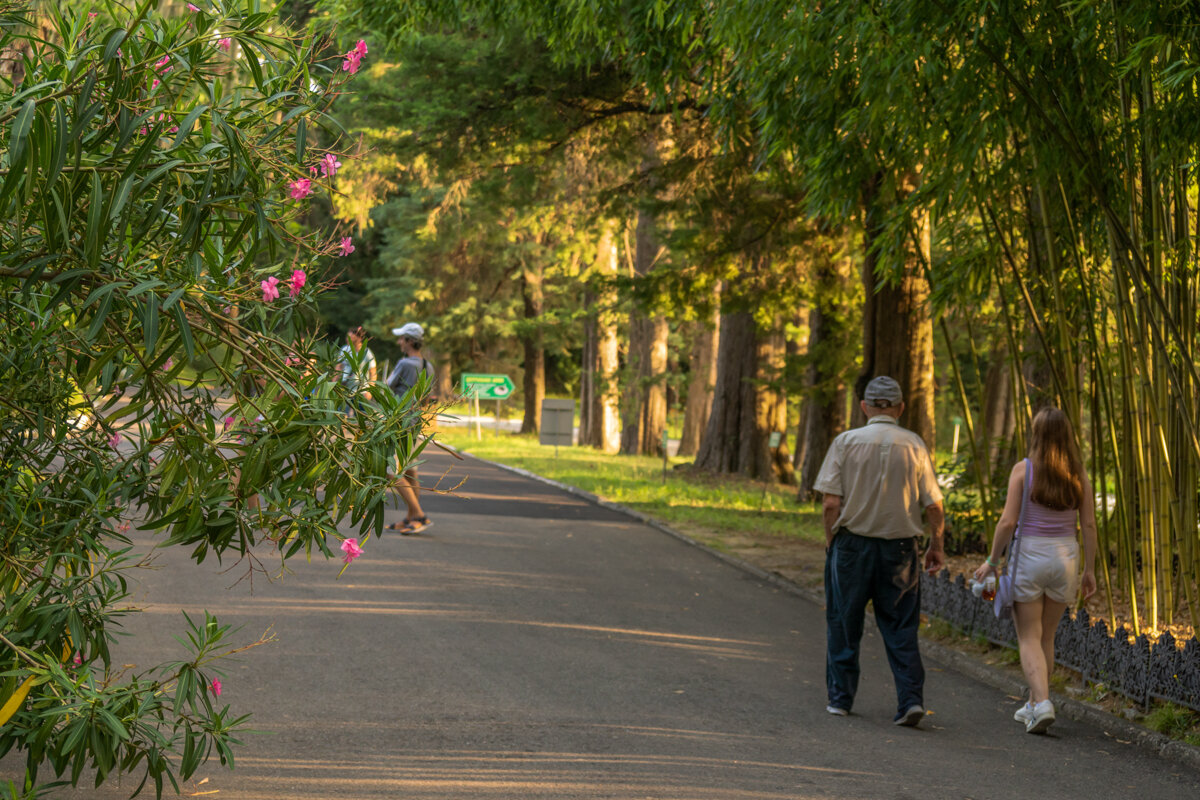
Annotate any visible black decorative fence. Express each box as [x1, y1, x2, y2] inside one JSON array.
[[921, 571, 1200, 713]]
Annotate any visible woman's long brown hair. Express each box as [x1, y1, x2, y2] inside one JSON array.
[[1028, 407, 1084, 510]]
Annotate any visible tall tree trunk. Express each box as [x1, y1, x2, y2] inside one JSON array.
[[790, 307, 811, 472], [798, 310, 849, 500], [620, 131, 669, 456], [519, 262, 544, 434], [753, 320, 795, 483], [580, 315, 594, 442], [581, 224, 621, 452], [695, 265, 793, 481], [857, 172, 936, 448], [798, 244, 855, 498], [694, 308, 758, 474], [678, 306, 720, 457]]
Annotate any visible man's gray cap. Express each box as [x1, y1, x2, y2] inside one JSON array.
[[390, 322, 424, 341], [864, 376, 903, 407]]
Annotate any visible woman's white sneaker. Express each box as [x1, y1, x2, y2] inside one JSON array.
[[1025, 699, 1055, 734]]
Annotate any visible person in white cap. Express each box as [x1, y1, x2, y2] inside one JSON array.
[[385, 322, 436, 534], [813, 375, 945, 727]]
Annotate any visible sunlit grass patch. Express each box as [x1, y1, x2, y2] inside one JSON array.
[[431, 428, 823, 543]]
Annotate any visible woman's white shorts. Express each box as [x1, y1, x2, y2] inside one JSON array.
[[1012, 536, 1079, 604]]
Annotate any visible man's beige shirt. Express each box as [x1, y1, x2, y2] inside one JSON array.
[[813, 416, 943, 540]]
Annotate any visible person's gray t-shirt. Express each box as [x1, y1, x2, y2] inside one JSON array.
[[386, 355, 434, 398]]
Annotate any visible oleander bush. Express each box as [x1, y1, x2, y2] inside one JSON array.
[[0, 1, 413, 795]]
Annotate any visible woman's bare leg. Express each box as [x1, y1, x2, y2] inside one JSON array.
[[1040, 598, 1069, 693], [1013, 598, 1050, 703]]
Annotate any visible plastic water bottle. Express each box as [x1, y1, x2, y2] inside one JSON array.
[[970, 576, 997, 601]]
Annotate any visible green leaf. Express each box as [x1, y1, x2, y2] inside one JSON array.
[[102, 30, 125, 62], [44, 101, 69, 188], [172, 302, 194, 362], [109, 175, 136, 221], [81, 280, 128, 309], [85, 290, 113, 340], [84, 171, 104, 268], [143, 293, 159, 356], [170, 104, 209, 151], [9, 98, 36, 162], [295, 116, 306, 162], [138, 158, 185, 189]]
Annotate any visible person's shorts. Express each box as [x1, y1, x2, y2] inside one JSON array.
[[1013, 536, 1079, 603]]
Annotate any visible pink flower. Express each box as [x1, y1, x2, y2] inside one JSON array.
[[342, 44, 367, 74], [285, 356, 302, 367], [117, 521, 131, 533], [218, 37, 232, 51], [155, 55, 171, 73], [340, 538, 364, 564], [87, 12, 98, 19], [289, 269, 306, 297], [309, 165, 319, 176], [261, 276, 280, 302], [162, 358, 173, 371], [151, 78, 160, 90], [210, 678, 222, 696], [338, 236, 355, 256], [289, 178, 312, 200], [188, 3, 199, 10], [108, 432, 121, 449], [223, 416, 236, 431], [319, 153, 342, 177]]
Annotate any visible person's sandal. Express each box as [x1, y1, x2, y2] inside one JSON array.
[[384, 518, 413, 533], [401, 516, 432, 535]]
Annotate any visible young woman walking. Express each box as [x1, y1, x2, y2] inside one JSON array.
[[974, 407, 1098, 734]]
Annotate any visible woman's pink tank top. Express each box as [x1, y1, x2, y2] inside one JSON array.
[[1021, 460, 1078, 538]]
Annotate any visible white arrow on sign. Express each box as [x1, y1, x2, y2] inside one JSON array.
[[492, 385, 510, 397]]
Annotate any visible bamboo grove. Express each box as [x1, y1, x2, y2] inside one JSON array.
[[327, 1, 1200, 634]]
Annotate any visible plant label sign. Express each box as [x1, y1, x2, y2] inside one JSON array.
[[461, 373, 515, 400]]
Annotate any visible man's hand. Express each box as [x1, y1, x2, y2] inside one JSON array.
[[923, 502, 945, 575], [822, 494, 842, 549], [923, 546, 945, 576]]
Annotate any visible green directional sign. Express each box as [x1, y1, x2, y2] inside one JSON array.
[[460, 373, 515, 400]]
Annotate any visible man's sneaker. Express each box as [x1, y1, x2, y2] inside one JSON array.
[[895, 704, 925, 727], [1025, 699, 1055, 734], [826, 705, 848, 717], [1014, 702, 1036, 726]]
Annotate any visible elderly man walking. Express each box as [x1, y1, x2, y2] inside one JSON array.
[[813, 376, 945, 726]]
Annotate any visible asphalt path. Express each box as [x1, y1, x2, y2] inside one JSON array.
[[7, 451, 1198, 799]]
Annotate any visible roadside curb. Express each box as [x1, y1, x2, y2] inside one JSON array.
[[453, 448, 1200, 775]]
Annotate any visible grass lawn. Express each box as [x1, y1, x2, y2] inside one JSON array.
[[430, 427, 825, 549]]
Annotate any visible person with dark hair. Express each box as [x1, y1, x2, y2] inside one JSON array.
[[814, 376, 945, 727], [384, 322, 436, 534], [974, 406, 1098, 734], [337, 325, 377, 408]]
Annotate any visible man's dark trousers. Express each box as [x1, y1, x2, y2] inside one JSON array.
[[825, 529, 924, 719]]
